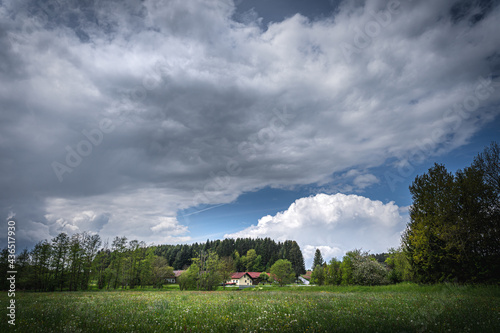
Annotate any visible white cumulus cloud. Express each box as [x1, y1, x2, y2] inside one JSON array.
[[225, 193, 407, 268]]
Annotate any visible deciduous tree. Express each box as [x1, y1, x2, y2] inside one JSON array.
[[270, 259, 295, 286]]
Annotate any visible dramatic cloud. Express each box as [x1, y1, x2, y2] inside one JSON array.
[[225, 193, 407, 268], [1, 0, 499, 249]]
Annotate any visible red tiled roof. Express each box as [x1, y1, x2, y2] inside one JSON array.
[[247, 272, 268, 279], [231, 272, 247, 279], [231, 272, 269, 280]]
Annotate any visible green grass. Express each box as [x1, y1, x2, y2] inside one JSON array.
[[2, 283, 499, 332]]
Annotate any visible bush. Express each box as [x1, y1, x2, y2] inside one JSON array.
[[340, 249, 389, 286], [352, 258, 389, 286]]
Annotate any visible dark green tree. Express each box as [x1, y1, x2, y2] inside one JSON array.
[[281, 240, 306, 277], [404, 144, 500, 283], [312, 248, 324, 270], [325, 258, 342, 285], [110, 236, 128, 289], [340, 250, 359, 285], [178, 263, 199, 291]]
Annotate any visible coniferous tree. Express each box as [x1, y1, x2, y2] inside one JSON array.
[[312, 249, 324, 270]]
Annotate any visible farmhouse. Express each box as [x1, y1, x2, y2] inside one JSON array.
[[166, 270, 185, 284], [228, 272, 269, 286]]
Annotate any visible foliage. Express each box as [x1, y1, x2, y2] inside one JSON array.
[[270, 259, 296, 286], [240, 249, 264, 272], [340, 250, 357, 285], [0, 232, 102, 292], [259, 272, 269, 284], [385, 247, 413, 283], [151, 256, 174, 289], [306, 251, 389, 287], [352, 256, 389, 286], [324, 258, 342, 285], [310, 265, 325, 286], [2, 236, 308, 292], [178, 251, 222, 291], [178, 263, 199, 291], [195, 251, 222, 291], [154, 237, 297, 272], [404, 143, 500, 283], [279, 240, 306, 277], [219, 256, 235, 289]]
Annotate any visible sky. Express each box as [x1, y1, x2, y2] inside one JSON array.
[[1, 0, 499, 269]]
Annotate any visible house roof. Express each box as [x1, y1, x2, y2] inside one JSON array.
[[301, 271, 312, 280], [231, 272, 247, 279], [247, 272, 268, 279], [174, 270, 185, 277], [230, 272, 269, 279]]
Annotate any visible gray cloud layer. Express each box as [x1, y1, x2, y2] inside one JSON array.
[[1, 0, 499, 248]]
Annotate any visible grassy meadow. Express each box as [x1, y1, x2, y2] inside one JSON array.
[[2, 283, 499, 332]]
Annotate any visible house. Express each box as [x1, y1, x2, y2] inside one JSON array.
[[167, 270, 185, 284], [228, 272, 270, 286]]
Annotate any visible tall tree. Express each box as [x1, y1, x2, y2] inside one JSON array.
[[68, 234, 84, 291], [81, 233, 101, 290], [325, 258, 342, 285], [110, 236, 128, 289], [194, 251, 221, 291], [312, 249, 324, 270], [51, 233, 69, 291], [219, 256, 235, 289], [92, 249, 111, 289], [473, 141, 500, 197], [281, 240, 306, 277], [403, 164, 456, 283], [139, 247, 155, 288], [340, 250, 359, 285]]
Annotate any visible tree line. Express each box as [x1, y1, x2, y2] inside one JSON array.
[[154, 238, 306, 277], [0, 235, 305, 291]]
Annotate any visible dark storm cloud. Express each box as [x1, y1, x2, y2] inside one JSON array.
[[1, 0, 499, 248]]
